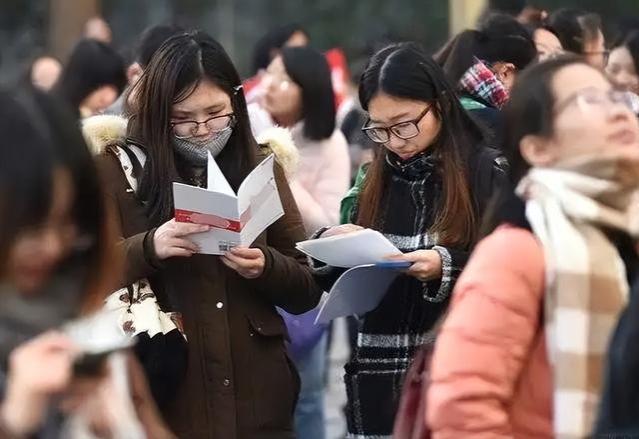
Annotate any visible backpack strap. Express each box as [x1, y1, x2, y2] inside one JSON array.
[[110, 143, 147, 193]]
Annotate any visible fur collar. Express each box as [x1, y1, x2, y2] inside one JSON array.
[[81, 115, 299, 177]]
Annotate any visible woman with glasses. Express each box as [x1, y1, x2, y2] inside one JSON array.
[[261, 46, 350, 439], [0, 88, 173, 437], [428, 56, 639, 437], [92, 31, 322, 438], [311, 42, 507, 437]]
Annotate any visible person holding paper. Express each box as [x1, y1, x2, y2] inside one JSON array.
[[92, 31, 323, 438], [311, 43, 508, 437], [262, 46, 350, 439], [0, 89, 172, 438]]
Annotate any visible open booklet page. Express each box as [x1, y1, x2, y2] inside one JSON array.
[[173, 152, 283, 254]]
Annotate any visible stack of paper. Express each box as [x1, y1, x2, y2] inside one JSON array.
[[296, 229, 410, 324], [173, 152, 284, 254]]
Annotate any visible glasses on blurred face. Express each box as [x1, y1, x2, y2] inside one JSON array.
[[555, 88, 635, 115], [170, 113, 235, 139], [362, 106, 432, 144]]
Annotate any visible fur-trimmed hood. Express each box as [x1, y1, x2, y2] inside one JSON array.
[[81, 114, 299, 177]]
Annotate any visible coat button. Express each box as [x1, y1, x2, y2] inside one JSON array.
[[223, 378, 231, 387], [216, 302, 224, 309]]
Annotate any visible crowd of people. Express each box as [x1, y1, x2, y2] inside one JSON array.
[[3, 1, 639, 438]]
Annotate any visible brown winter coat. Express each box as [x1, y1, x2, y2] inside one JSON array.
[[87, 115, 322, 438]]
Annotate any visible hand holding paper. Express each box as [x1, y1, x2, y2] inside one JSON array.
[[172, 152, 284, 254], [153, 219, 210, 260], [296, 228, 412, 323], [386, 249, 442, 282], [296, 228, 402, 268], [221, 246, 265, 279]]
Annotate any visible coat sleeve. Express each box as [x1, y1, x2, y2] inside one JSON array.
[[251, 161, 323, 314], [427, 227, 545, 438], [116, 229, 162, 287], [96, 153, 162, 289]]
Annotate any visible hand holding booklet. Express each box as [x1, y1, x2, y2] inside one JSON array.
[[296, 229, 411, 324], [172, 152, 284, 254]]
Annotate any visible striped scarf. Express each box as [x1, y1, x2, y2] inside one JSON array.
[[459, 57, 509, 109], [517, 154, 639, 438]]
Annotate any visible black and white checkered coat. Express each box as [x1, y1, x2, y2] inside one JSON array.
[[313, 147, 507, 438]]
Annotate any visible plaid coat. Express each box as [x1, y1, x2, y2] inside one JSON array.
[[314, 146, 506, 438]]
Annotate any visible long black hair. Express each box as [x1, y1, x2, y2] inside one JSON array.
[[0, 88, 116, 310], [131, 30, 258, 226], [281, 46, 336, 141], [435, 13, 537, 86], [357, 42, 485, 247], [53, 38, 126, 114], [548, 8, 602, 55]]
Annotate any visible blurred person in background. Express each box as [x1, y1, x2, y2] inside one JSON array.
[[549, 8, 608, 69], [311, 42, 507, 437], [262, 45, 350, 439], [106, 24, 184, 115], [0, 88, 172, 438], [84, 16, 113, 44], [532, 23, 564, 61], [436, 13, 537, 146], [91, 31, 322, 438], [53, 38, 127, 118], [607, 31, 639, 95], [607, 30, 639, 114], [428, 56, 639, 438], [244, 23, 310, 102], [29, 56, 62, 91]]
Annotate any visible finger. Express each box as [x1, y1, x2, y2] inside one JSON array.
[[224, 252, 260, 269], [164, 247, 196, 258], [221, 256, 240, 271], [173, 222, 210, 237], [230, 246, 261, 259], [396, 250, 429, 263], [385, 253, 407, 261], [169, 238, 200, 253], [408, 264, 434, 281], [224, 252, 262, 271], [24, 332, 78, 356]]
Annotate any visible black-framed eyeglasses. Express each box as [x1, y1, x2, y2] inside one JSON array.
[[170, 113, 236, 139], [362, 106, 431, 144]]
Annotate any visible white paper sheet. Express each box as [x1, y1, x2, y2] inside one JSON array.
[[314, 264, 402, 324], [206, 151, 235, 196], [172, 154, 284, 254], [296, 229, 401, 268]]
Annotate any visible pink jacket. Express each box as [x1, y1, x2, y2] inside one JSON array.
[[427, 225, 553, 438], [288, 124, 350, 235]]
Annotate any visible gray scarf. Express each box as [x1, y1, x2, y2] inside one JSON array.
[[172, 127, 233, 166], [0, 275, 83, 364]]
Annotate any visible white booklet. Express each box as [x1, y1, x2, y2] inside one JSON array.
[[172, 152, 284, 254], [296, 229, 410, 324]]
